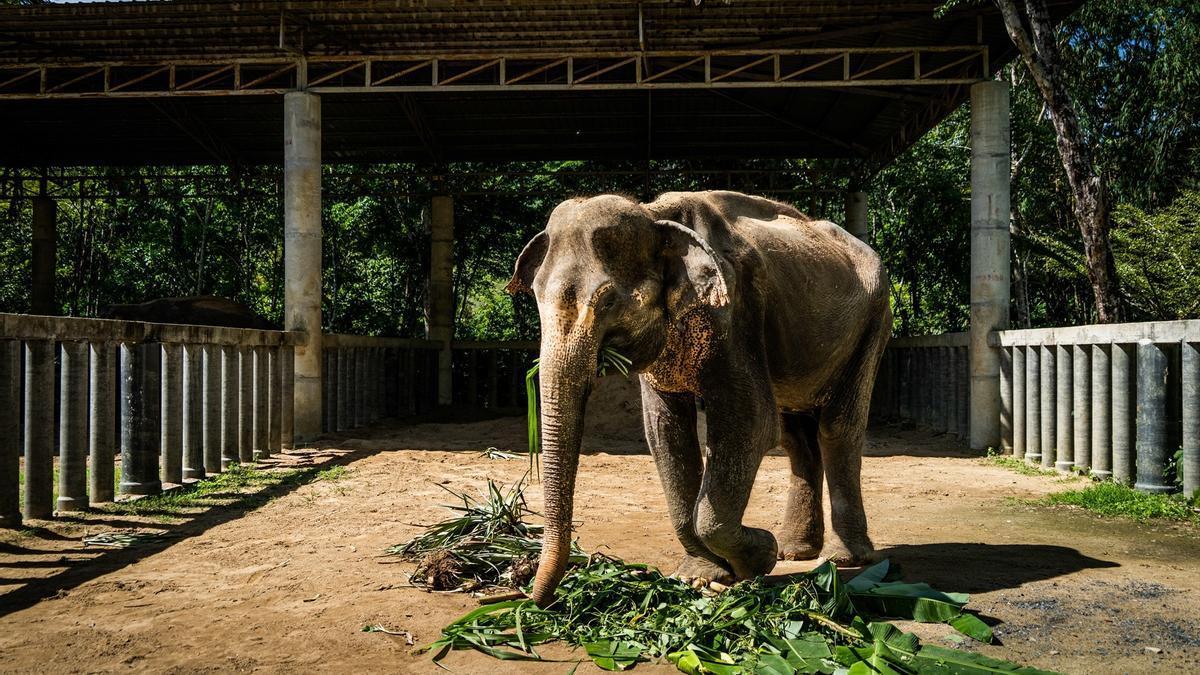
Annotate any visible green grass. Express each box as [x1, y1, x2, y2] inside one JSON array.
[[314, 465, 349, 482], [1038, 481, 1200, 524], [100, 463, 327, 519], [985, 453, 1058, 477]]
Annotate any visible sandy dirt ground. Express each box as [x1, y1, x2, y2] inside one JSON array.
[[2, 413, 1199, 675]]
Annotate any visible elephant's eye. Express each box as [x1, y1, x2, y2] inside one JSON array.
[[599, 293, 618, 311]]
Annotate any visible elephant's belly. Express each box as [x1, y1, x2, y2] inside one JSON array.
[[771, 374, 834, 412]]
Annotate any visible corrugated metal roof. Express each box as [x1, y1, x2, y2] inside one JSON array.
[[0, 1, 1084, 167]]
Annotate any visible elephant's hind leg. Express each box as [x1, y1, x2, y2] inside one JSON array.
[[776, 412, 824, 560]]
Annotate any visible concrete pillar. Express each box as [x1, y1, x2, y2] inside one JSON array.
[[1072, 344, 1091, 473], [160, 344, 183, 483], [1055, 344, 1073, 472], [957, 346, 969, 439], [1039, 345, 1056, 468], [0, 341, 22, 526], [269, 346, 283, 455], [1012, 345, 1025, 459], [220, 345, 239, 470], [1090, 344, 1112, 478], [253, 346, 270, 459], [1135, 340, 1171, 493], [238, 347, 254, 463], [1183, 341, 1200, 496], [1000, 345, 1013, 454], [321, 348, 333, 432], [281, 346, 295, 449], [1111, 343, 1134, 484], [202, 344, 222, 473], [31, 196, 57, 315], [120, 342, 162, 496], [182, 343, 205, 481], [1024, 345, 1041, 465], [57, 341, 88, 511], [337, 347, 349, 431], [88, 342, 115, 505], [23, 340, 54, 518], [968, 80, 1011, 452], [284, 91, 323, 442], [844, 190, 869, 242], [23, 340, 55, 518], [427, 194, 455, 406]]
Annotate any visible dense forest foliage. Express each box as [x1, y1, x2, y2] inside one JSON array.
[[1, 0, 1196, 340]]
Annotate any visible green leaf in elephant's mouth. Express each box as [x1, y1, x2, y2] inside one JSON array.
[[524, 346, 633, 480]]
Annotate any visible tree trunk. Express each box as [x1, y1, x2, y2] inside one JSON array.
[[994, 0, 1122, 322]]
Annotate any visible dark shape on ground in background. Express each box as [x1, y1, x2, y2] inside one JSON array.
[[99, 296, 277, 330]]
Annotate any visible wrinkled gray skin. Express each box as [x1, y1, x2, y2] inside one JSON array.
[[100, 296, 278, 330], [507, 191, 891, 608]]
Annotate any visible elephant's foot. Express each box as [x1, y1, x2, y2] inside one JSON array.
[[711, 527, 778, 580], [672, 554, 734, 587], [817, 540, 877, 567], [776, 538, 822, 561]]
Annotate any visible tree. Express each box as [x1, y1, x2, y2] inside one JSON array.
[[993, 0, 1122, 322]]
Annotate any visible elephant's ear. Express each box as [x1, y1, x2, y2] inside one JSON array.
[[505, 230, 549, 295], [657, 219, 729, 321]]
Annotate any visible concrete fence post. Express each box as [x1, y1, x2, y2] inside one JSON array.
[[1012, 345, 1025, 459], [0, 341, 18, 525], [202, 344, 222, 473], [220, 345, 239, 470], [337, 347, 349, 431], [957, 346, 970, 439], [269, 346, 283, 455], [281, 346, 295, 449], [120, 342, 162, 496], [1072, 344, 1091, 472], [182, 343, 205, 481], [1024, 345, 1041, 465], [57, 341, 89, 511], [88, 342, 116, 505], [1183, 341, 1199, 496], [160, 343, 183, 483], [1000, 345, 1014, 454], [253, 346, 270, 459], [284, 91, 323, 442], [1111, 343, 1135, 484], [238, 347, 254, 463], [968, 80, 1011, 452], [321, 348, 333, 433], [1134, 340, 1171, 493], [1090, 344, 1112, 478], [1055, 344, 1073, 472], [23, 340, 55, 517], [1039, 344, 1056, 468]]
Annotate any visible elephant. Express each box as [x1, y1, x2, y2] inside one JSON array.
[[506, 190, 891, 608], [99, 296, 278, 330]]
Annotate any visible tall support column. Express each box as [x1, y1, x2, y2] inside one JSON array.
[[1182, 341, 1199, 496], [57, 341, 88, 511], [427, 194, 455, 406], [844, 190, 869, 241], [284, 91, 323, 443], [120, 342, 162, 496], [31, 196, 57, 315], [968, 80, 1011, 452]]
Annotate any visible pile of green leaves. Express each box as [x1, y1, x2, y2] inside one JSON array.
[[525, 345, 633, 477], [387, 479, 586, 591], [422, 556, 1050, 673]]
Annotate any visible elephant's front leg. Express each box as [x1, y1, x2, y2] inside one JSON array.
[[694, 372, 781, 580], [639, 378, 732, 584]]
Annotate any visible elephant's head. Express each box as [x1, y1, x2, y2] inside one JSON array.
[[506, 195, 728, 607]]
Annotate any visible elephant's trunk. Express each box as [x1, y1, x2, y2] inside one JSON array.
[[530, 330, 596, 608]]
